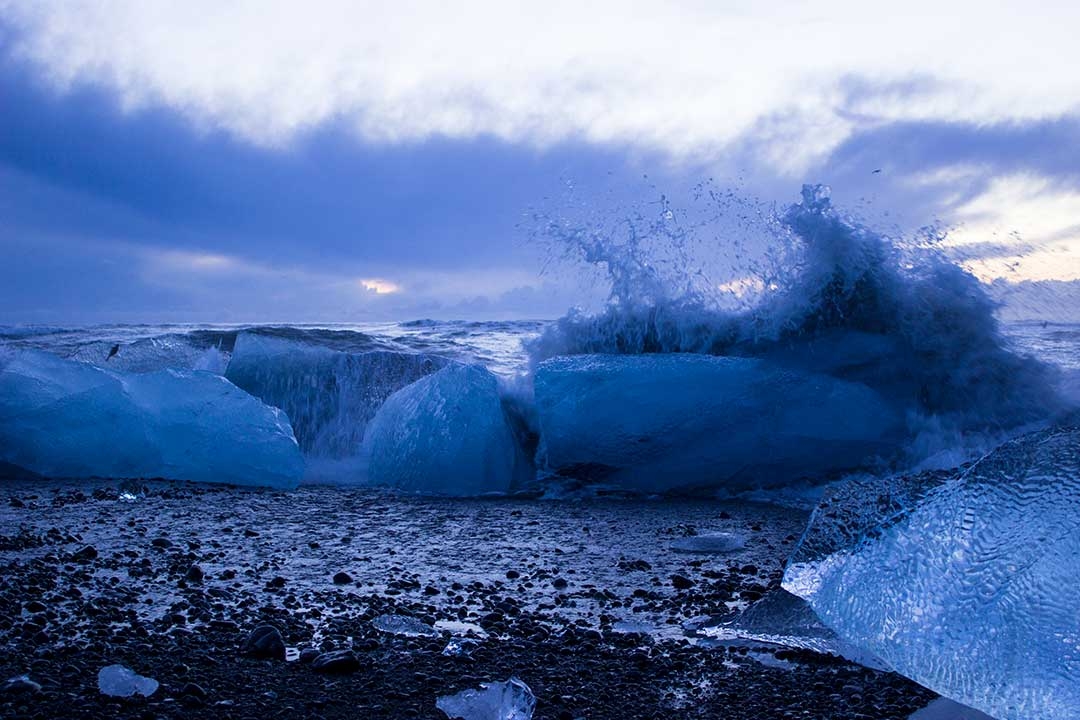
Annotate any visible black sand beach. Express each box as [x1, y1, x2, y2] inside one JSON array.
[[1, 481, 936, 719]]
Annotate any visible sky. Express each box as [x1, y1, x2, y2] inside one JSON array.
[[3, 1, 1080, 323]]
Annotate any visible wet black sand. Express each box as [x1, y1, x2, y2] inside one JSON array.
[[0, 481, 936, 719]]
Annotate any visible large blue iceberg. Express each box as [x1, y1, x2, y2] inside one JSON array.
[[0, 350, 303, 488], [534, 353, 902, 492], [365, 363, 532, 495], [225, 333, 446, 480], [783, 424, 1080, 720]]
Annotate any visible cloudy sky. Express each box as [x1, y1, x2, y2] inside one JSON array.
[[3, 1, 1080, 323]]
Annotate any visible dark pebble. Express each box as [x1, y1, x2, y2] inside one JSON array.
[[311, 649, 361, 674], [242, 624, 286, 660], [185, 564, 205, 582], [671, 575, 694, 590], [332, 571, 353, 585], [2, 676, 41, 694], [181, 682, 207, 699], [73, 545, 98, 561]]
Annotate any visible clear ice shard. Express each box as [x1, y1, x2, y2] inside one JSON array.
[[534, 353, 901, 492], [371, 614, 439, 637], [365, 364, 532, 495], [0, 350, 303, 488], [436, 677, 536, 720], [783, 425, 1080, 720], [97, 664, 158, 697]]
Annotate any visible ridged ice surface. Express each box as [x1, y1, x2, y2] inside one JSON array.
[[783, 425, 1080, 720], [226, 333, 447, 460]]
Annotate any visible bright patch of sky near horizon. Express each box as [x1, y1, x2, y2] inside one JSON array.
[[2, 1, 1080, 321]]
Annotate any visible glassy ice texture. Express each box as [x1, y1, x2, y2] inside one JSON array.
[[534, 354, 901, 492], [226, 333, 447, 462], [365, 364, 531, 495], [671, 532, 746, 554], [436, 677, 535, 720], [372, 614, 439, 637], [783, 425, 1080, 720], [97, 665, 158, 697], [0, 350, 303, 488]]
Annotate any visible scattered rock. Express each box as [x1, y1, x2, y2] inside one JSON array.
[[186, 564, 205, 582], [332, 571, 353, 585], [73, 545, 98, 562], [311, 649, 361, 674], [3, 676, 41, 695], [242, 625, 286, 660], [671, 575, 694, 590]]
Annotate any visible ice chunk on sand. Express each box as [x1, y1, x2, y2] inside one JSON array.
[[784, 425, 1080, 720], [365, 364, 532, 495], [226, 333, 446, 461], [0, 350, 303, 488], [437, 677, 535, 720], [535, 354, 901, 493], [98, 665, 158, 697], [372, 614, 439, 637], [671, 532, 746, 554]]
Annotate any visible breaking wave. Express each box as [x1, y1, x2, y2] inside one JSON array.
[[529, 184, 1067, 469]]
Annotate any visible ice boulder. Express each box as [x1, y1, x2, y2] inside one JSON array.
[[226, 333, 447, 461], [783, 425, 1080, 720], [534, 354, 901, 493], [365, 364, 532, 495], [0, 350, 303, 488]]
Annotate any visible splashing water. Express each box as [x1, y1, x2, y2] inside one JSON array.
[[528, 184, 1066, 467]]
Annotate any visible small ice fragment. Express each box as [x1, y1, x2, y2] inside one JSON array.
[[671, 532, 746, 554], [442, 638, 481, 657], [97, 664, 158, 697], [372, 614, 439, 637], [436, 677, 535, 720], [118, 491, 138, 502], [612, 620, 654, 635], [434, 620, 490, 638]]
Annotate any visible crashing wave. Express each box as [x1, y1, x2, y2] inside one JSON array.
[[528, 184, 1065, 475]]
